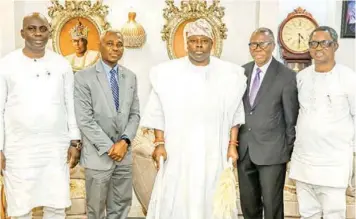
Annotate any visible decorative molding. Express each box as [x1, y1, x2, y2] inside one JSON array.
[[48, 0, 111, 71]]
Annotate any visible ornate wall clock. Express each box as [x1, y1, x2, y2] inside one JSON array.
[[278, 7, 318, 72]]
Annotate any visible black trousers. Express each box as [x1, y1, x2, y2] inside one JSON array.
[[237, 149, 287, 219]]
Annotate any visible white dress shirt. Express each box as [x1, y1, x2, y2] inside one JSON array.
[[249, 56, 273, 94]]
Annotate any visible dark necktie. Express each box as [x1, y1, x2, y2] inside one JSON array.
[[109, 68, 119, 111]]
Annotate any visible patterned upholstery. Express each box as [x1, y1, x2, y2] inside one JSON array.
[[132, 128, 156, 213]]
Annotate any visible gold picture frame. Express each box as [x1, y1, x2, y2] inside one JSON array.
[[161, 0, 227, 59], [48, 0, 111, 72]]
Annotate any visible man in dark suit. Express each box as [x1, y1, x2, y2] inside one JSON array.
[[237, 27, 299, 219]]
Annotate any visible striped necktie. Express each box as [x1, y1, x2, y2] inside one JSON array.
[[109, 68, 119, 111]]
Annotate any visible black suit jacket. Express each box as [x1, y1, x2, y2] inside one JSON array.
[[238, 57, 299, 165]]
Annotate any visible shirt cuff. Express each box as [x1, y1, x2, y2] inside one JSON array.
[[69, 128, 81, 140]]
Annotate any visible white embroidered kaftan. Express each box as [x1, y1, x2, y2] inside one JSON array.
[[0, 49, 80, 216], [289, 64, 356, 188], [141, 56, 246, 219]]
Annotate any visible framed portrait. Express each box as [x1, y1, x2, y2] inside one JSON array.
[[48, 0, 110, 71], [341, 0, 355, 38], [161, 0, 227, 59]]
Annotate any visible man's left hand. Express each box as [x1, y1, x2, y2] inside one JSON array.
[[108, 140, 128, 162], [227, 146, 239, 167], [67, 146, 80, 168]]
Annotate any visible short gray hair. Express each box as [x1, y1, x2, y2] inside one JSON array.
[[252, 27, 275, 43], [100, 29, 123, 42], [309, 26, 338, 42]]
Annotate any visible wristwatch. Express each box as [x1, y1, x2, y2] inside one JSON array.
[[120, 135, 131, 145], [71, 142, 82, 150]]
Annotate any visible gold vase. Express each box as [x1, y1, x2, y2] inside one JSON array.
[[121, 11, 146, 48]]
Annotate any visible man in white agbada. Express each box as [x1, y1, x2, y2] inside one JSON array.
[[0, 13, 81, 219], [141, 18, 247, 219], [289, 26, 356, 219]]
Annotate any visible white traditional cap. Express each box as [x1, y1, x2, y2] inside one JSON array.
[[184, 18, 213, 40]]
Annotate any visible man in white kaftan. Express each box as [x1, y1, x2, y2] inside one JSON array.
[[141, 19, 247, 219], [289, 26, 356, 219], [0, 13, 81, 219]]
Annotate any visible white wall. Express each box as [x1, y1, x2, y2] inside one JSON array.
[[0, 0, 16, 57]]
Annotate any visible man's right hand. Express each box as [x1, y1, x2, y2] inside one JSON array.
[[152, 145, 167, 170], [0, 151, 5, 176]]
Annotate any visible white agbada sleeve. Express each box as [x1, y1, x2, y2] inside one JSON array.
[[0, 62, 6, 151], [232, 78, 246, 127], [63, 63, 81, 140], [141, 67, 165, 131]]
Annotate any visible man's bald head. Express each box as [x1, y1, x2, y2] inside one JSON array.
[[21, 12, 51, 57], [23, 12, 50, 29]]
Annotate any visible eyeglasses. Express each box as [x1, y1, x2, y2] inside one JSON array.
[[308, 40, 335, 49], [248, 41, 273, 50]]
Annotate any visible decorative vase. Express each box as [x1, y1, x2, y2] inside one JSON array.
[[121, 11, 146, 48]]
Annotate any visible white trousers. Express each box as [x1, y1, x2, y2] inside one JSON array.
[[11, 207, 65, 219], [295, 181, 346, 219]]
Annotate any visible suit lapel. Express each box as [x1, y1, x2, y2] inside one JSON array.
[[96, 62, 116, 114], [118, 65, 126, 111], [244, 63, 254, 110], [251, 58, 279, 109]]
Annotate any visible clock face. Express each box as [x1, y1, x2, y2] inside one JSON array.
[[281, 16, 317, 54]]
